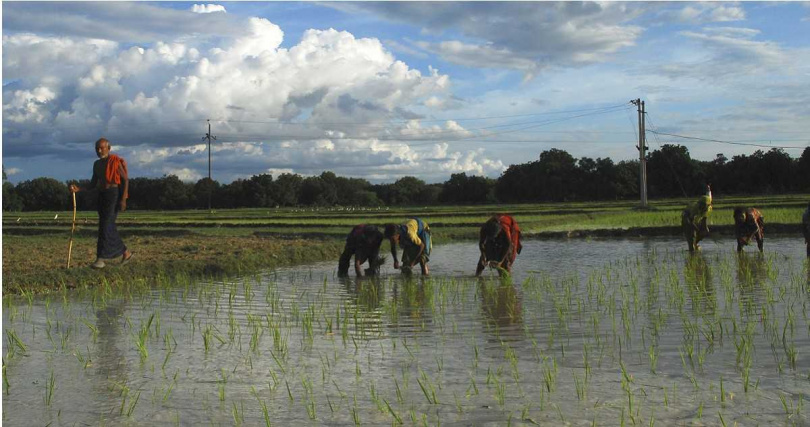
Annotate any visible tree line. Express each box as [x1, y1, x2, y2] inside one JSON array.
[[4, 145, 809, 211]]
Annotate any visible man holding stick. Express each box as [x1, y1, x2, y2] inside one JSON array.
[[69, 138, 133, 269]]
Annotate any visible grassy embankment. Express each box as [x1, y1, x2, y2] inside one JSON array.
[[4, 194, 808, 294]]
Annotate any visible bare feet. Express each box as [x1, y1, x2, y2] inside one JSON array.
[[121, 250, 134, 265]]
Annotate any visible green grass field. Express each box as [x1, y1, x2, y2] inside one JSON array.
[[4, 194, 808, 294]]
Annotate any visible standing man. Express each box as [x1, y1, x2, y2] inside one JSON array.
[[681, 184, 712, 252], [733, 207, 764, 252], [337, 224, 391, 277], [802, 203, 810, 257], [69, 138, 133, 269], [385, 218, 431, 276], [476, 214, 522, 276]]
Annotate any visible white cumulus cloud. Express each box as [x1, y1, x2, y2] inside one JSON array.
[[191, 4, 226, 14], [2, 12, 503, 183]]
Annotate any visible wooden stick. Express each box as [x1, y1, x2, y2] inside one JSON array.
[[66, 191, 77, 269]]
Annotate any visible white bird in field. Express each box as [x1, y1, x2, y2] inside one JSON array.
[[54, 214, 59, 219], [16, 217, 21, 222]]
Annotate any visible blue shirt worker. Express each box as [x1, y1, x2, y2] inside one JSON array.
[[385, 218, 431, 276]]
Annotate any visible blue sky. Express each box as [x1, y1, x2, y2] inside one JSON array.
[[3, 1, 809, 184]]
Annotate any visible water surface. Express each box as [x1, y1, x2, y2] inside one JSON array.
[[3, 237, 809, 425]]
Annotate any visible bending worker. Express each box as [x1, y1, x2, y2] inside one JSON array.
[[476, 214, 522, 277], [682, 184, 712, 253], [733, 207, 764, 252], [385, 218, 431, 276], [337, 224, 391, 277], [69, 137, 134, 269]]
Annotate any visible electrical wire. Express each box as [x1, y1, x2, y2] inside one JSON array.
[[647, 130, 808, 150]]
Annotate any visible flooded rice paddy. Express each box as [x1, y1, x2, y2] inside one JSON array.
[[3, 237, 810, 426]]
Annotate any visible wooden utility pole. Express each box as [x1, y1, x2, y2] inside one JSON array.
[[202, 119, 217, 211], [631, 99, 648, 207]]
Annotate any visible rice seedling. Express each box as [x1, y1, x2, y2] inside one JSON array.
[[44, 370, 55, 406], [5, 328, 27, 357]]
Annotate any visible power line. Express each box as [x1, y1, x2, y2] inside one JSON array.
[[647, 130, 808, 150], [645, 113, 689, 198], [212, 103, 631, 126], [212, 105, 633, 146], [14, 103, 631, 133]]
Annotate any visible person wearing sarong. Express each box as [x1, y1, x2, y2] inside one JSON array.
[[337, 224, 388, 277], [733, 207, 764, 253], [476, 214, 522, 276], [69, 138, 133, 269], [385, 218, 431, 276], [803, 202, 810, 257], [681, 184, 712, 253]]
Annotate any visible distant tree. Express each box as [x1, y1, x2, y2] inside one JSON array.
[[2, 168, 23, 211], [705, 153, 729, 193], [646, 144, 698, 198], [797, 147, 810, 192], [389, 176, 427, 205], [440, 173, 494, 204], [300, 175, 337, 206], [332, 174, 377, 205], [247, 174, 276, 207], [495, 162, 538, 202], [156, 175, 192, 209], [591, 157, 622, 200], [273, 173, 303, 206], [192, 178, 221, 208], [15, 177, 68, 211], [537, 148, 578, 201], [759, 148, 793, 193], [614, 160, 639, 199]]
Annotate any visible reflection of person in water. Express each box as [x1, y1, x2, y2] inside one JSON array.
[[92, 301, 128, 403], [735, 251, 768, 305], [478, 279, 523, 330], [388, 277, 434, 333], [683, 253, 715, 315], [339, 276, 384, 312]]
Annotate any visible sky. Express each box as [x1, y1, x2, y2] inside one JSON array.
[[2, 1, 809, 184]]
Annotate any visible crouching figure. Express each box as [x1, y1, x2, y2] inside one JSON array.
[[338, 224, 388, 277], [682, 185, 713, 252], [476, 214, 522, 277], [733, 207, 764, 252], [385, 218, 431, 276]]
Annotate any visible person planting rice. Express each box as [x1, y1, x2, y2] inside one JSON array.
[[733, 207, 764, 253], [385, 218, 431, 276], [69, 138, 133, 269], [476, 214, 522, 277], [337, 224, 391, 277], [681, 184, 712, 253], [803, 202, 810, 257]]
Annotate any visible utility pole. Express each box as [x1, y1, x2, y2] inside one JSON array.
[[202, 119, 217, 211], [631, 99, 648, 208]]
